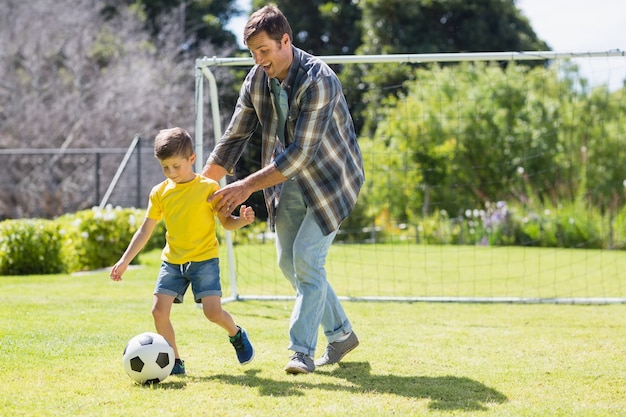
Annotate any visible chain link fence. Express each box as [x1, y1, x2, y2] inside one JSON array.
[[0, 137, 163, 220]]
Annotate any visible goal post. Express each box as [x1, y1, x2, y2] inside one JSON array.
[[194, 50, 626, 305]]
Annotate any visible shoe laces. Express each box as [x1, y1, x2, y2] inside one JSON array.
[[230, 331, 245, 351]]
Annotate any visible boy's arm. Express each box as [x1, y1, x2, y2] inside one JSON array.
[[218, 204, 255, 231], [110, 217, 157, 281]]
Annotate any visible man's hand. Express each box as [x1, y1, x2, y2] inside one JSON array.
[[210, 180, 253, 213]]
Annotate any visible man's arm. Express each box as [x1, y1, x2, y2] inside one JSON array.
[[204, 162, 287, 212], [202, 163, 228, 183]]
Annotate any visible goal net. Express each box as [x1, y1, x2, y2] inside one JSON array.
[[195, 51, 626, 304]]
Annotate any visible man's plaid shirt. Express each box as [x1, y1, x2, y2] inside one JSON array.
[[207, 46, 364, 235]]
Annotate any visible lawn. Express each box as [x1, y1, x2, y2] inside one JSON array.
[[0, 247, 625, 416]]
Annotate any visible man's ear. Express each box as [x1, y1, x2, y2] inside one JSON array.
[[282, 33, 290, 46]]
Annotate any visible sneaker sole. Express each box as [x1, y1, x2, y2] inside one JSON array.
[[284, 365, 312, 374]]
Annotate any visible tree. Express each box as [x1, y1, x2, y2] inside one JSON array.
[[252, 0, 362, 55], [128, 0, 241, 48], [359, 0, 548, 55], [340, 0, 550, 135], [360, 62, 574, 224], [0, 0, 236, 218]]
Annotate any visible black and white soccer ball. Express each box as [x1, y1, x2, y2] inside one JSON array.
[[122, 332, 175, 384]]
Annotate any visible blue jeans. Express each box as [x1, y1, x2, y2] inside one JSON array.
[[275, 179, 353, 357], [155, 258, 222, 304]]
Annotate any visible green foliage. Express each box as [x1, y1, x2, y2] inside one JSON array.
[[357, 61, 626, 238], [57, 206, 163, 273], [522, 204, 603, 249], [363, 200, 625, 250], [0, 205, 265, 275], [88, 26, 125, 67], [614, 208, 626, 249], [0, 219, 64, 275], [0, 207, 163, 275], [259, 0, 363, 55], [131, 0, 239, 47], [359, 0, 548, 55], [340, 0, 550, 134]]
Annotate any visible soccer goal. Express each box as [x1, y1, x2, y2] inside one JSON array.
[[195, 50, 626, 305]]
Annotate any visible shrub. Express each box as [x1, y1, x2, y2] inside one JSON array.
[[57, 206, 151, 272], [0, 219, 64, 275], [613, 207, 626, 250], [418, 209, 455, 245]]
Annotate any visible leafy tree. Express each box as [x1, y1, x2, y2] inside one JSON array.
[[359, 62, 584, 225], [557, 83, 626, 244], [252, 0, 362, 55], [341, 0, 550, 135], [128, 0, 241, 48], [359, 0, 548, 55]]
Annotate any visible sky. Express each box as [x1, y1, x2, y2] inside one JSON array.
[[226, 0, 626, 89]]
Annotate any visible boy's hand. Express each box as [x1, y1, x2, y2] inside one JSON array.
[[110, 261, 128, 281], [239, 205, 255, 225]]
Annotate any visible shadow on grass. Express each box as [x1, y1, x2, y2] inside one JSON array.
[[131, 379, 188, 390], [197, 362, 507, 411]]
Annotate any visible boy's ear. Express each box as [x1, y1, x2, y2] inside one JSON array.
[[189, 153, 196, 164]]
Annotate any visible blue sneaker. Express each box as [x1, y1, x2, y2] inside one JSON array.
[[229, 327, 254, 365], [170, 359, 186, 375]]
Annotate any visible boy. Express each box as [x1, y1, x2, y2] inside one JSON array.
[[110, 127, 255, 375]]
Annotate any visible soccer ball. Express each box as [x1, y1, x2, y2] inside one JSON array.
[[122, 332, 175, 384]]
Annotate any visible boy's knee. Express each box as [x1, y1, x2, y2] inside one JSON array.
[[151, 305, 168, 321], [203, 308, 222, 323]]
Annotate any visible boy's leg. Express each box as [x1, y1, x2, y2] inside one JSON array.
[[200, 295, 238, 336], [153, 260, 191, 361], [201, 295, 255, 365], [191, 259, 254, 365], [152, 293, 179, 358]]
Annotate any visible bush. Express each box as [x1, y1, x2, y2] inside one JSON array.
[[0, 200, 622, 276], [56, 206, 159, 272], [0, 219, 64, 275]]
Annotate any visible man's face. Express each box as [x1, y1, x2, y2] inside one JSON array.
[[247, 31, 293, 81]]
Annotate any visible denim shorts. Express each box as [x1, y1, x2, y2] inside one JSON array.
[[154, 258, 221, 303]]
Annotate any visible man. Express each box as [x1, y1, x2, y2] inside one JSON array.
[[202, 4, 364, 374]]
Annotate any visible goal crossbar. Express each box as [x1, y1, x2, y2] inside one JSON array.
[[196, 49, 626, 68]]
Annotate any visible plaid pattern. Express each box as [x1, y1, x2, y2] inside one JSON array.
[[208, 46, 364, 235]]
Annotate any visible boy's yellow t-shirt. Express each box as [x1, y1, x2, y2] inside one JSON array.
[[146, 174, 221, 264]]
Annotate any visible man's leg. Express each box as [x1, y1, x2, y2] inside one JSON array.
[[275, 180, 353, 361]]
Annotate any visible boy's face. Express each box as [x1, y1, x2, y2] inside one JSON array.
[[159, 154, 196, 184]]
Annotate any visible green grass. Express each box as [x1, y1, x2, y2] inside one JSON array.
[[1, 247, 625, 416], [230, 243, 626, 300]]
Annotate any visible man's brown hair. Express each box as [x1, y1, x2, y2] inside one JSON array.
[[244, 4, 293, 45]]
